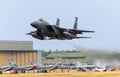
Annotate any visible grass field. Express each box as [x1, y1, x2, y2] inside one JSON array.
[[1, 71, 120, 77]]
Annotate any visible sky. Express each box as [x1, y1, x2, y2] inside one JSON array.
[[0, 0, 120, 51]]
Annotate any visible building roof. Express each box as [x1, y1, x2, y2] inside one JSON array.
[[46, 52, 86, 58], [0, 40, 33, 50], [0, 50, 37, 52]]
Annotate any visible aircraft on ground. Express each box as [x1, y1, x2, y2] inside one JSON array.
[[29, 60, 60, 73], [27, 17, 94, 40], [0, 61, 14, 74], [76, 61, 96, 72], [8, 60, 37, 73], [76, 61, 108, 72]]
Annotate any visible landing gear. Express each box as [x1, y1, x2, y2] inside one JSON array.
[[37, 70, 47, 73], [0, 71, 2, 74], [12, 70, 18, 74], [21, 70, 25, 73]]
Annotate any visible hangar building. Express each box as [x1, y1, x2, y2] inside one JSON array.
[[0, 40, 39, 66], [45, 52, 86, 64]]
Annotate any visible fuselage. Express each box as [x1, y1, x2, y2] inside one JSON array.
[[30, 19, 76, 40], [0, 66, 13, 71]]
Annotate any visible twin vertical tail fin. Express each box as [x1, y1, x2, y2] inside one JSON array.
[[56, 17, 78, 28], [7, 60, 17, 67], [73, 17, 78, 30], [29, 60, 37, 65], [56, 18, 60, 26]]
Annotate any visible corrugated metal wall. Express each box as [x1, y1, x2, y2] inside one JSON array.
[[0, 50, 37, 66]]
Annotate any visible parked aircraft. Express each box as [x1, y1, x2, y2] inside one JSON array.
[[29, 60, 60, 73], [8, 60, 37, 73], [27, 17, 94, 40], [76, 61, 108, 72], [95, 61, 107, 72], [76, 61, 96, 72], [95, 66, 107, 72], [0, 61, 14, 74]]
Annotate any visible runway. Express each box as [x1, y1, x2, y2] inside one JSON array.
[[1, 71, 120, 77]]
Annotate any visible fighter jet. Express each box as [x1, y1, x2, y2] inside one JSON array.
[[8, 60, 37, 73], [76, 61, 96, 72], [27, 17, 94, 40], [29, 60, 60, 73], [0, 62, 14, 74]]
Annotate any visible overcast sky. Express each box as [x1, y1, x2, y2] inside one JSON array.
[[0, 0, 120, 51]]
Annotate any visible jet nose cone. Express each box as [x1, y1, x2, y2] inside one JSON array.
[[31, 22, 39, 28], [26, 32, 31, 35]]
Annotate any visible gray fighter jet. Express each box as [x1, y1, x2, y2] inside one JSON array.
[[29, 60, 60, 73], [8, 60, 37, 73], [0, 61, 14, 74], [27, 17, 94, 40], [76, 61, 96, 72]]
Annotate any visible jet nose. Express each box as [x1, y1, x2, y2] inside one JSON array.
[[31, 21, 39, 28], [26, 32, 31, 35]]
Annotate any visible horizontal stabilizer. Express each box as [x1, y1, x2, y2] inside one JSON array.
[[80, 30, 95, 33], [76, 37, 92, 38]]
